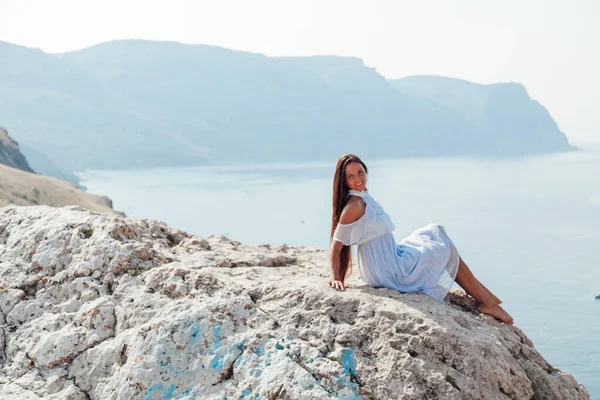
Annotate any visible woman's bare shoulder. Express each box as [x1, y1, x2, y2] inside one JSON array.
[[339, 197, 366, 224]]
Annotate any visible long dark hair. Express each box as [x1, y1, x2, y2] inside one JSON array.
[[330, 154, 368, 281]]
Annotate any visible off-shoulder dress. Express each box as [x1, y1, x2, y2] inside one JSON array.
[[332, 189, 460, 302]]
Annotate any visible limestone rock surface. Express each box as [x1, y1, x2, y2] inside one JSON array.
[[0, 205, 589, 399]]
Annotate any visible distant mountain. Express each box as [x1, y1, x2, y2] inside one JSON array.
[[0, 40, 574, 177], [389, 75, 573, 155], [0, 126, 34, 172]]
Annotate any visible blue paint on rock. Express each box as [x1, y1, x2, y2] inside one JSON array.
[[209, 323, 225, 370], [341, 348, 357, 375], [179, 388, 196, 399], [188, 321, 202, 347], [144, 383, 175, 400], [211, 353, 224, 370], [254, 339, 267, 356], [337, 348, 361, 400], [213, 323, 222, 348]]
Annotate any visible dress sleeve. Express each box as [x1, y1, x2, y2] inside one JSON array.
[[332, 217, 368, 246]]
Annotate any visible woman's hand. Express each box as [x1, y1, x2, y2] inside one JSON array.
[[329, 279, 350, 291], [328, 239, 350, 291]]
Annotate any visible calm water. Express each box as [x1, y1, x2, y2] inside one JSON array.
[[79, 149, 600, 397]]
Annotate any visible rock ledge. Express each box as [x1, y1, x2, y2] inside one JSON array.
[[0, 205, 589, 399]]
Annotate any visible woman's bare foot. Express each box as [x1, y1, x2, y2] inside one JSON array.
[[477, 304, 513, 324]]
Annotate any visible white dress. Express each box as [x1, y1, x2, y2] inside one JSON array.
[[332, 189, 460, 302]]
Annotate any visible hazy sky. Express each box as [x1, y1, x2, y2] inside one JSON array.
[[1, 0, 598, 143]]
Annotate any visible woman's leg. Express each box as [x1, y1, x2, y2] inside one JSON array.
[[477, 279, 502, 304], [455, 257, 513, 324]]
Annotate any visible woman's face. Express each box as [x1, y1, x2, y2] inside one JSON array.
[[344, 161, 367, 191]]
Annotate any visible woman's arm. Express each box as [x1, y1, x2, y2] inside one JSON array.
[[328, 198, 365, 291], [329, 239, 345, 280], [328, 240, 347, 291]]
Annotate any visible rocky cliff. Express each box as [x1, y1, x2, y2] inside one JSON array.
[[0, 206, 589, 399], [0, 126, 111, 212], [0, 163, 121, 215], [389, 76, 574, 155], [0, 127, 34, 173]]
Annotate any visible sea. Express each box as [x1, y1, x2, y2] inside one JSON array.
[[79, 145, 600, 397]]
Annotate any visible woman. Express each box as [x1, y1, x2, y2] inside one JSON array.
[[328, 154, 513, 324]]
